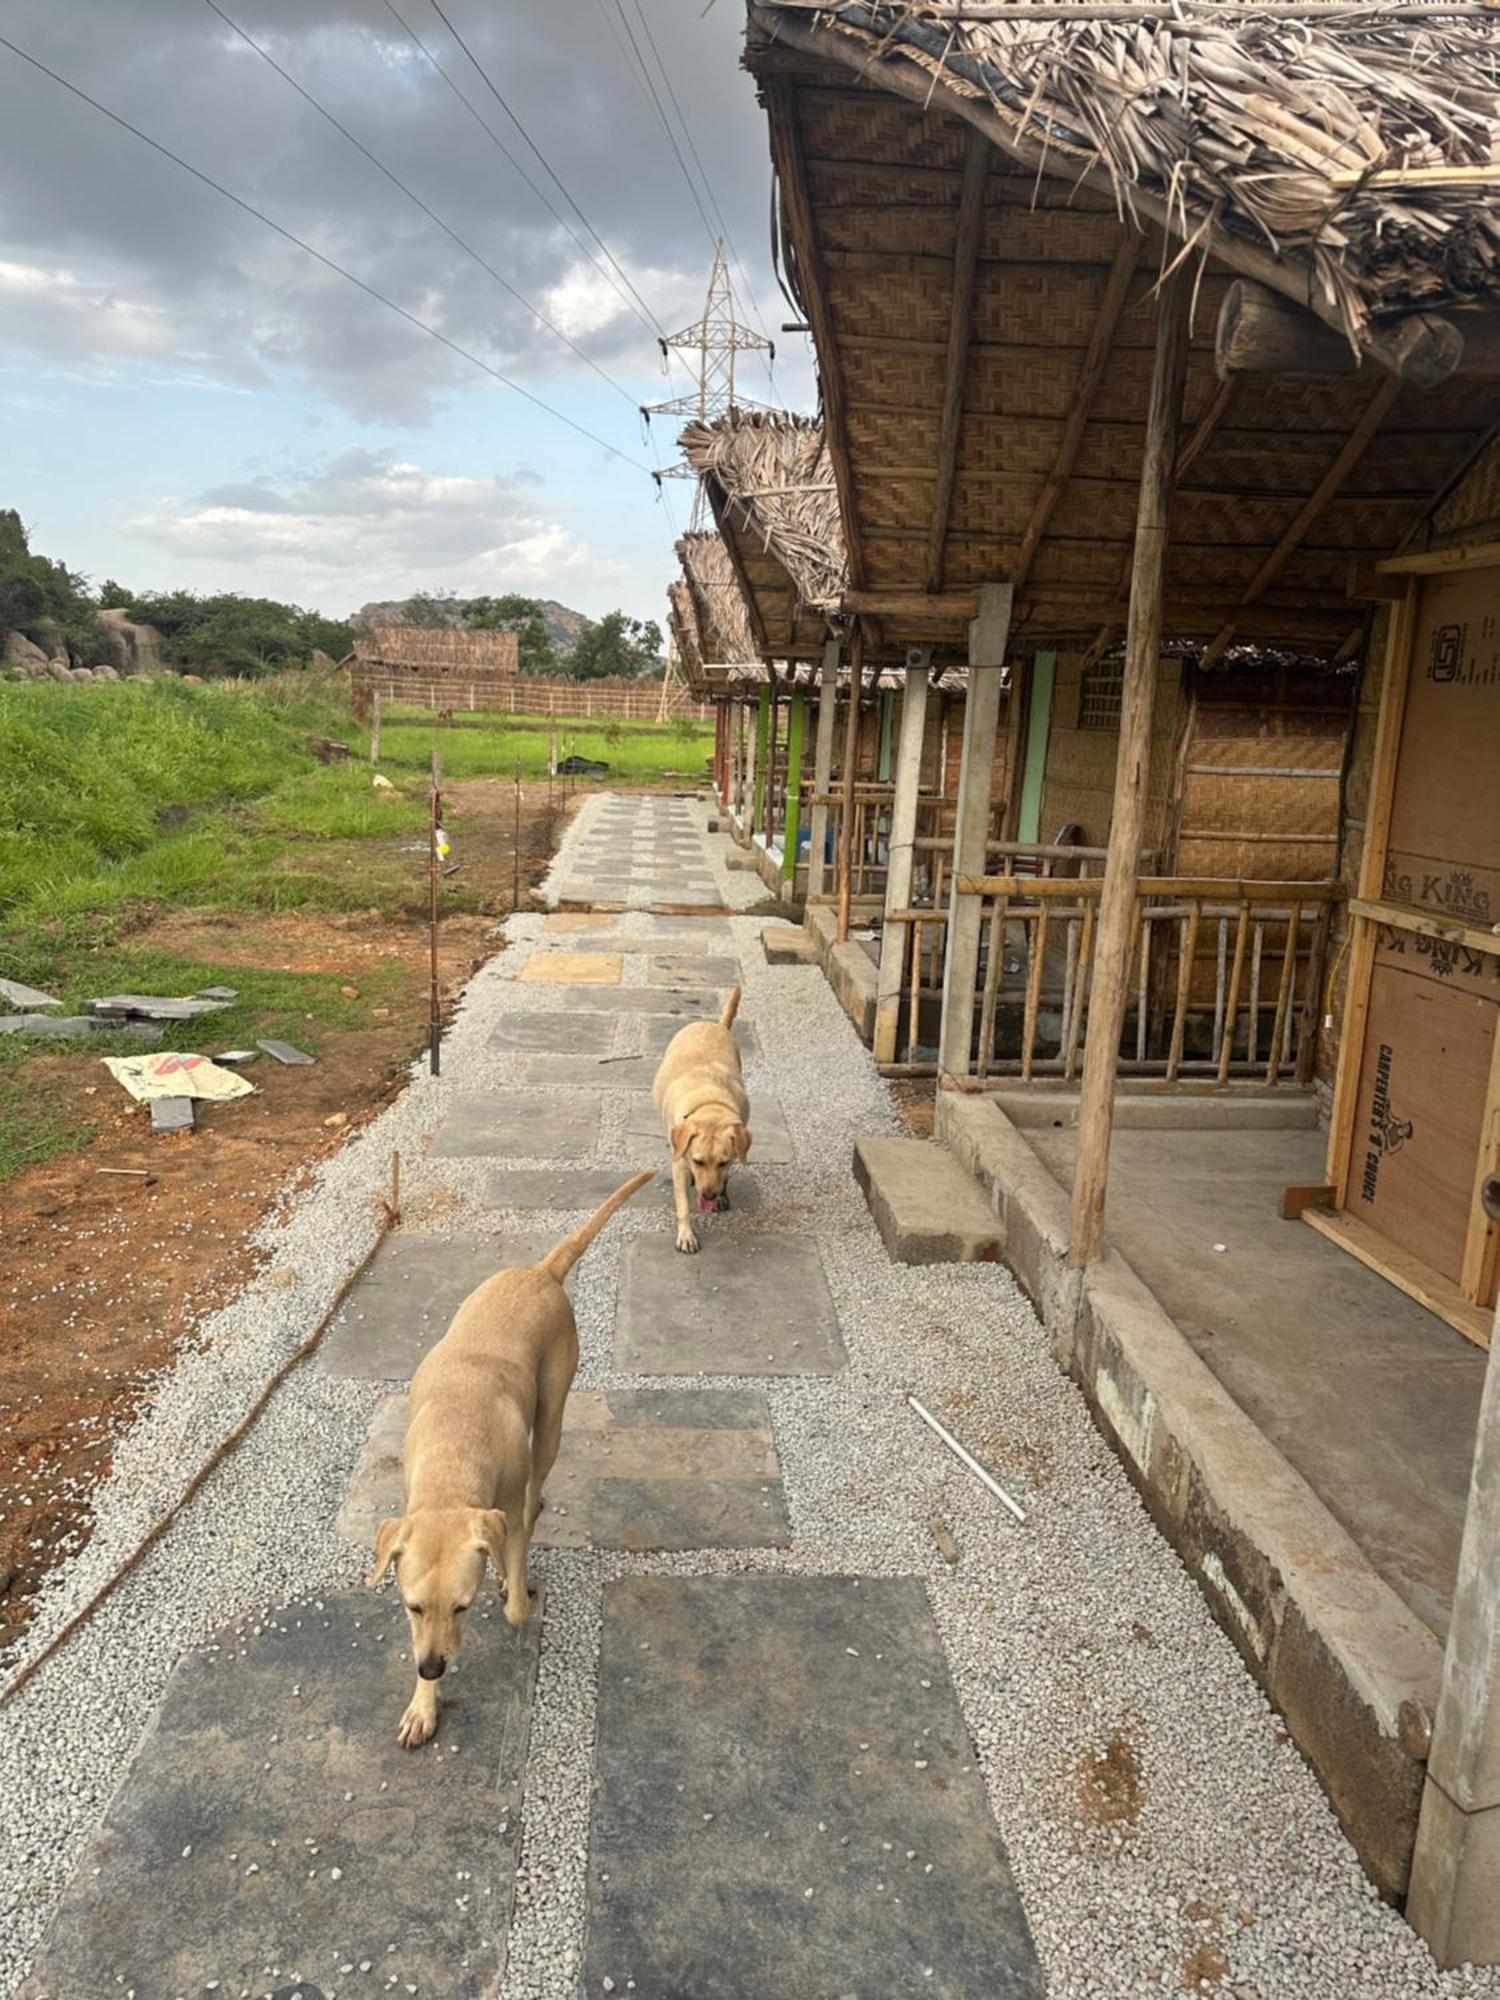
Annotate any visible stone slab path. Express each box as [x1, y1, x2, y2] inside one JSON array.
[[12, 788, 1474, 2000]]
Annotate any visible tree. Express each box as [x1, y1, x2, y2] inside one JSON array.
[[568, 611, 664, 681], [466, 592, 558, 674], [119, 590, 353, 678], [0, 510, 102, 658]]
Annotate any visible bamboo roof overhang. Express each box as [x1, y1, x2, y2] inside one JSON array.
[[744, 1, 1500, 660], [680, 411, 850, 661], [677, 530, 762, 673]]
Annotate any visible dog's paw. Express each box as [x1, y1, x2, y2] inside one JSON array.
[[397, 1700, 437, 1749], [504, 1592, 531, 1629], [675, 1224, 701, 1255]]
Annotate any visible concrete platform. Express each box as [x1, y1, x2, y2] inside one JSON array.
[[20, 1592, 539, 2000], [934, 1089, 1466, 1900], [806, 902, 880, 1044], [339, 1388, 790, 1551], [431, 1088, 600, 1158], [585, 1577, 1043, 2000], [616, 1234, 846, 1375], [853, 1136, 1003, 1264], [318, 1231, 569, 1379]]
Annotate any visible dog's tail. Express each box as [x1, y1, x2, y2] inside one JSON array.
[[538, 1169, 655, 1282], [719, 984, 742, 1029]]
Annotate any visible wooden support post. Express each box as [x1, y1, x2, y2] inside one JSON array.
[[782, 692, 807, 892], [836, 632, 864, 944], [369, 690, 381, 766], [751, 686, 770, 839], [807, 639, 840, 898], [1069, 270, 1192, 1269], [938, 585, 1012, 1077], [874, 652, 932, 1063]]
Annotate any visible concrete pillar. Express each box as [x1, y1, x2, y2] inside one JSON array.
[[806, 640, 840, 900], [874, 652, 932, 1063], [937, 586, 1013, 1078], [748, 687, 767, 836], [1408, 1292, 1500, 1966]]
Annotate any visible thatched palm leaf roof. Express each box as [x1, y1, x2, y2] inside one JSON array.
[[762, 1, 1500, 354], [677, 531, 761, 665], [680, 413, 849, 659]]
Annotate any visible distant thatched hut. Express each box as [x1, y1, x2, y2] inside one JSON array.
[[349, 626, 520, 690]]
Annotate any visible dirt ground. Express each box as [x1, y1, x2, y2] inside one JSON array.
[[0, 778, 572, 1655]]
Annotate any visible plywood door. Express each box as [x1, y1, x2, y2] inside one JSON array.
[[1383, 567, 1500, 925], [1350, 931, 1497, 1289]]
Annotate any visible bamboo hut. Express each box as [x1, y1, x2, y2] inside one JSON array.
[[351, 625, 520, 685], [741, 0, 1500, 1934]]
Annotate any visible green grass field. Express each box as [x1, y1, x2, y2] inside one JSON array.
[[0, 673, 712, 1180]]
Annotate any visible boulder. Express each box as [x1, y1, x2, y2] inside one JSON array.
[[71, 666, 95, 681], [96, 607, 166, 674], [45, 659, 73, 683], [3, 631, 48, 671]]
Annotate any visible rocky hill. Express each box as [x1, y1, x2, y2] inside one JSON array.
[[352, 596, 593, 660]]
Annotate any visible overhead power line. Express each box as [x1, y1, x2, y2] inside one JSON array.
[[379, 0, 666, 352], [621, 0, 775, 350], [200, 0, 639, 408], [605, 0, 720, 252], [0, 30, 650, 471], [422, 0, 668, 345]]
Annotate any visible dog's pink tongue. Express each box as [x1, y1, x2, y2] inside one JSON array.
[[696, 1192, 716, 1214]]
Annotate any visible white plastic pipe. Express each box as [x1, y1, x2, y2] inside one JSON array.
[[906, 1394, 1027, 1525]]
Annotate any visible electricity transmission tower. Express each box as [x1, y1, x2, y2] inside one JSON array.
[[644, 242, 774, 529]]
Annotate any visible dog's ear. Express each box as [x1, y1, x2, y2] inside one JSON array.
[[369, 1514, 409, 1586], [669, 1119, 696, 1160], [468, 1507, 508, 1577], [733, 1124, 753, 1161]]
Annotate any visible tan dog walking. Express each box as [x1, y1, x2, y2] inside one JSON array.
[[652, 986, 752, 1255], [371, 1167, 653, 1747]]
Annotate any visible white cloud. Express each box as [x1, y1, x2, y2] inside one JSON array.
[[125, 443, 619, 611]]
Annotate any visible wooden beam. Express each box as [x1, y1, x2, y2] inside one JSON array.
[[926, 129, 992, 594], [764, 77, 866, 589], [1069, 269, 1192, 1269], [1012, 232, 1143, 590], [1201, 375, 1402, 666], [805, 638, 840, 899], [938, 584, 1012, 1078], [1216, 279, 1500, 387]]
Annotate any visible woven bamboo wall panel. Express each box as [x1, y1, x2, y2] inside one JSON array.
[[839, 342, 948, 415], [1176, 834, 1338, 881], [799, 91, 970, 172], [1182, 771, 1338, 838], [1191, 731, 1346, 766]]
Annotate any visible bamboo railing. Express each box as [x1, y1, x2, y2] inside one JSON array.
[[879, 874, 1341, 1081]]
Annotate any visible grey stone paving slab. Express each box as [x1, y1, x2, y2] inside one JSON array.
[[20, 1591, 540, 2000], [0, 1013, 161, 1041], [431, 1088, 600, 1158], [512, 1052, 657, 1091], [621, 1091, 793, 1164], [539, 985, 728, 1017], [647, 954, 741, 987], [484, 1165, 763, 1215], [149, 1095, 195, 1133], [585, 1576, 1043, 2000], [319, 1231, 569, 1379], [641, 1014, 762, 1062], [617, 1234, 845, 1375], [340, 1388, 789, 1551], [489, 1011, 618, 1054], [0, 976, 59, 1008]]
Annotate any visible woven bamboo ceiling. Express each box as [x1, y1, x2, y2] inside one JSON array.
[[744, 1, 1500, 662]]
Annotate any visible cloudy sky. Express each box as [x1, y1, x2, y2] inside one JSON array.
[[0, 0, 814, 623]]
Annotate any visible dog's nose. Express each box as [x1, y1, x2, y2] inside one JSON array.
[[418, 1654, 447, 1681]]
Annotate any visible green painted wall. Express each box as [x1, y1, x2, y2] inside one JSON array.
[[1017, 652, 1056, 845]]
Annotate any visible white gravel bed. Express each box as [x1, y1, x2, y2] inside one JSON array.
[[2, 793, 1493, 2000]]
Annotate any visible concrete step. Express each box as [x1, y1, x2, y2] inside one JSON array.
[[853, 1136, 1003, 1265], [761, 924, 818, 966]]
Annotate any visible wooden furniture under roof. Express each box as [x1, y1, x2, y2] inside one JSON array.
[[744, 0, 1500, 663]]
